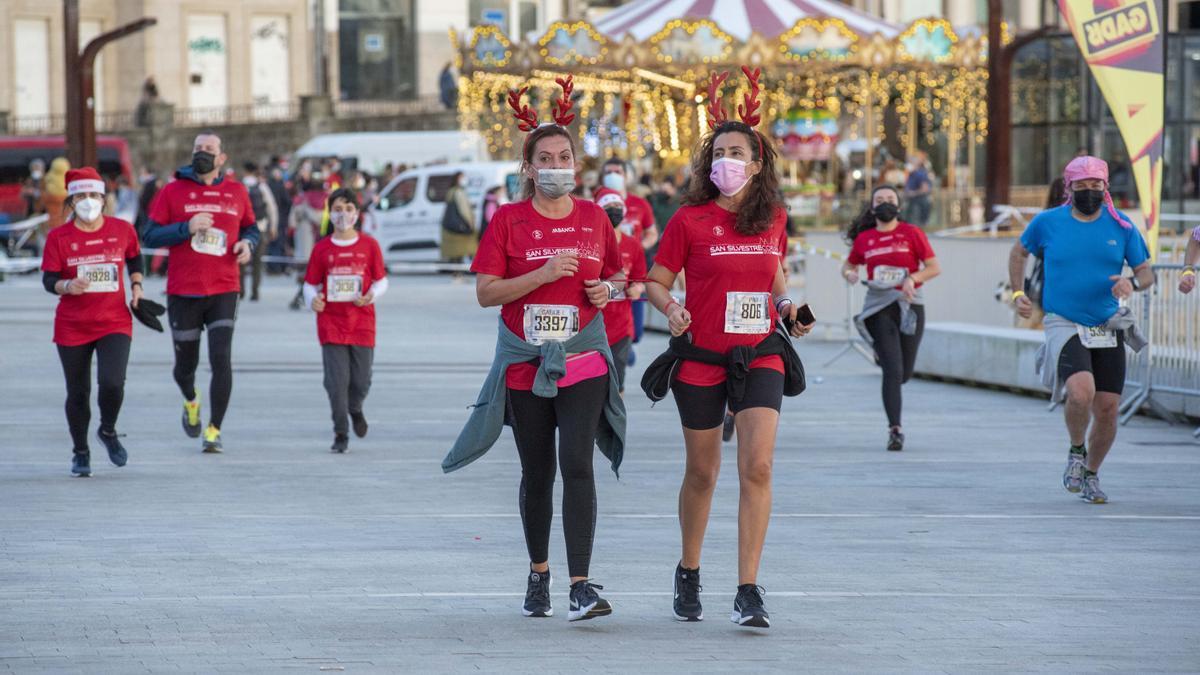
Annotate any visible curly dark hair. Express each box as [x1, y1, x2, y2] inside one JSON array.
[[681, 121, 784, 236], [844, 185, 902, 246], [518, 124, 576, 201]]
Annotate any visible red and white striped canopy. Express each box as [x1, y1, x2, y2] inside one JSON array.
[[594, 0, 900, 42]]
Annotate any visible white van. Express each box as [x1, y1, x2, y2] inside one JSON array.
[[363, 161, 521, 262], [293, 131, 489, 175]]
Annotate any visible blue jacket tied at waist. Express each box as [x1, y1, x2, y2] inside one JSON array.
[[442, 313, 628, 476]]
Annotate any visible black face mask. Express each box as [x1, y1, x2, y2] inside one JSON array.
[[872, 202, 899, 223], [1072, 189, 1104, 216], [191, 151, 216, 175], [604, 207, 625, 228]]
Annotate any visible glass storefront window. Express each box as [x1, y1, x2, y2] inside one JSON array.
[[338, 0, 416, 100]]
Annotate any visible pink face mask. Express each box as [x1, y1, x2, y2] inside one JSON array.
[[710, 158, 750, 197]]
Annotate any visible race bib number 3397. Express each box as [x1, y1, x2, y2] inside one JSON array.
[[523, 304, 579, 345], [191, 228, 227, 256], [724, 292, 770, 334], [77, 263, 119, 293]]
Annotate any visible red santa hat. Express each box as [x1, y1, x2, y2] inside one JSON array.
[[593, 187, 625, 210], [65, 167, 106, 196]]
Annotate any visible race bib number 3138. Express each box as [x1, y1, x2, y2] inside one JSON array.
[[191, 228, 227, 256], [326, 274, 362, 302], [724, 292, 770, 334]]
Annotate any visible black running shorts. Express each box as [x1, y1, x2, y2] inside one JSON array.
[[167, 292, 239, 342], [1057, 333, 1126, 395], [671, 368, 784, 430]]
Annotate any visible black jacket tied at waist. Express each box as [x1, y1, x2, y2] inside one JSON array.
[[641, 324, 806, 403]]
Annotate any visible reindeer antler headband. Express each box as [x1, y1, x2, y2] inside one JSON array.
[[705, 66, 766, 156], [507, 75, 577, 145]]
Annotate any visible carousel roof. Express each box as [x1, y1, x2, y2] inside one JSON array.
[[593, 0, 901, 42]]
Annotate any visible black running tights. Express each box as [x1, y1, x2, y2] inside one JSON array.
[[172, 328, 234, 429], [864, 302, 926, 428], [507, 375, 608, 579], [57, 334, 131, 453]]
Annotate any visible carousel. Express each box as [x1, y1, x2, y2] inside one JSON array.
[[453, 0, 1001, 221]]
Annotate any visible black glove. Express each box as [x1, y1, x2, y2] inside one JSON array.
[[130, 297, 166, 332]]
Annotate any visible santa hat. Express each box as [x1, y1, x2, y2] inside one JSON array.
[[593, 187, 625, 210], [65, 167, 106, 196]]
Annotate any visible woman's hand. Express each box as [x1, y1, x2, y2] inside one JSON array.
[[131, 283, 143, 308], [537, 252, 579, 285], [66, 277, 90, 295], [583, 280, 609, 309], [668, 304, 692, 336], [353, 291, 375, 307], [843, 268, 859, 285], [901, 276, 917, 302], [311, 292, 326, 313]]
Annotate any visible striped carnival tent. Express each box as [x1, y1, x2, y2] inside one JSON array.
[[593, 0, 901, 42]]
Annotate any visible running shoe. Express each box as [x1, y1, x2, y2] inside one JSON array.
[[182, 388, 202, 438], [96, 428, 127, 467], [201, 425, 223, 453], [673, 563, 703, 621], [887, 428, 904, 452], [522, 569, 553, 618], [722, 412, 735, 443], [731, 584, 770, 628], [351, 411, 369, 438], [71, 452, 91, 477], [1081, 472, 1107, 504], [1063, 446, 1086, 493], [331, 433, 349, 454], [568, 580, 612, 622]]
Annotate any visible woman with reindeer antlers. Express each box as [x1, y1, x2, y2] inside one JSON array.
[[642, 66, 813, 629], [442, 75, 628, 623]]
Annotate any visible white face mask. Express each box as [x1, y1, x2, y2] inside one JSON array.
[[535, 169, 575, 199], [331, 211, 358, 232], [74, 197, 103, 223], [602, 173, 626, 193]]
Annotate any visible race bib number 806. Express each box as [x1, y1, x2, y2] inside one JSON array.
[[724, 292, 770, 334]]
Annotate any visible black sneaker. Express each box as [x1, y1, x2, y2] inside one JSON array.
[[673, 563, 703, 621], [96, 428, 128, 467], [71, 452, 91, 477], [331, 433, 349, 454], [568, 580, 612, 622], [522, 569, 553, 617], [722, 412, 735, 443], [351, 412, 369, 438], [731, 584, 770, 628], [887, 428, 904, 452]]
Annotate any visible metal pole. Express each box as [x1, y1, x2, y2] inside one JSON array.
[[64, 0, 83, 168], [314, 0, 326, 96]]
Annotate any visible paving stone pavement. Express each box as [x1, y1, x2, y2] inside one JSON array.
[[1, 274, 1197, 673]]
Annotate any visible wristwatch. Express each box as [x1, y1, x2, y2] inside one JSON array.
[[1129, 275, 1141, 291], [602, 281, 619, 300]]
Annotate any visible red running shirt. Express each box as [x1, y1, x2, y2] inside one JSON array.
[[147, 177, 256, 296], [601, 229, 647, 346], [41, 217, 140, 346], [304, 235, 387, 347], [472, 198, 623, 391], [655, 202, 789, 386], [846, 222, 935, 289], [620, 193, 655, 242]]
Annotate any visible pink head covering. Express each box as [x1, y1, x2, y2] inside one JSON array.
[[1061, 155, 1133, 229]]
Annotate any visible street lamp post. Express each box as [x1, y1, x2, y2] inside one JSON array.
[[64, 0, 156, 168]]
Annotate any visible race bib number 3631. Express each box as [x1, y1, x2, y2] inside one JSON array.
[[724, 292, 770, 334], [326, 274, 362, 302], [77, 263, 119, 293], [523, 304, 579, 345], [191, 228, 227, 256]]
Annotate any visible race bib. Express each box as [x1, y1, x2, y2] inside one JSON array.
[[190, 228, 227, 256], [326, 274, 362, 302], [873, 265, 909, 286], [619, 221, 634, 236], [523, 304, 579, 345], [724, 292, 771, 334], [1078, 325, 1118, 349], [77, 263, 119, 293]]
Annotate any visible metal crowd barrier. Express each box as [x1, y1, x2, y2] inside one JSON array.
[[1120, 263, 1200, 436]]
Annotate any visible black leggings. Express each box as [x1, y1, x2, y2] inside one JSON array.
[[864, 302, 926, 428], [57, 334, 131, 454], [168, 293, 237, 429], [507, 375, 608, 578]]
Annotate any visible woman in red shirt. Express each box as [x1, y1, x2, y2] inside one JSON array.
[[303, 188, 388, 453], [841, 185, 941, 451], [41, 167, 144, 477], [644, 68, 811, 629], [469, 80, 625, 622]]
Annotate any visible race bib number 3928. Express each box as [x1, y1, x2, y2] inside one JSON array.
[[77, 263, 119, 293], [523, 304, 579, 345], [724, 292, 770, 334]]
